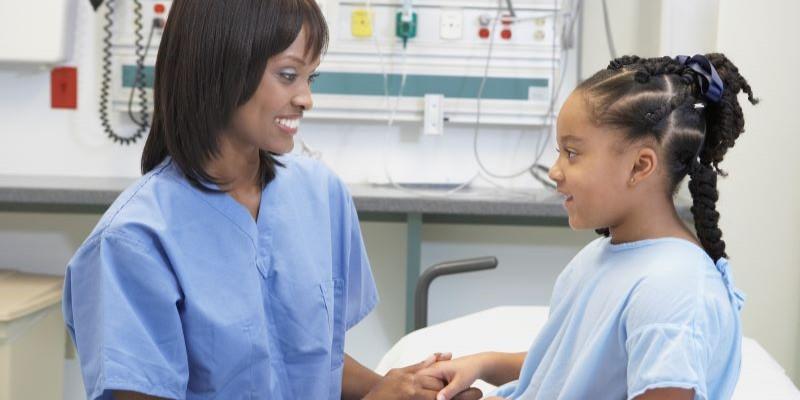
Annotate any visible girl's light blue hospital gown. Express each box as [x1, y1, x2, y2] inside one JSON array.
[[62, 154, 378, 399], [494, 237, 745, 400]]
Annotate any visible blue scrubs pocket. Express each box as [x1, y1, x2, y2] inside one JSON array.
[[267, 277, 334, 365], [185, 317, 260, 397]]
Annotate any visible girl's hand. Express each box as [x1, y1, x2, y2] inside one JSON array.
[[417, 354, 487, 400]]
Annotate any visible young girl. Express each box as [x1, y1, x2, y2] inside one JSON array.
[[419, 54, 756, 400]]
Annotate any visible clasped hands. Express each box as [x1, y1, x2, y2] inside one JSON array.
[[364, 352, 504, 400]]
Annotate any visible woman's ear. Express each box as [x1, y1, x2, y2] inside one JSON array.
[[629, 146, 658, 186]]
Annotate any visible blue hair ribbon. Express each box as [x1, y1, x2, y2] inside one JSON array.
[[674, 54, 724, 103]]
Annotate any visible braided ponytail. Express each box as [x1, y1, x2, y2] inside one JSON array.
[[688, 161, 725, 260], [687, 53, 758, 262]]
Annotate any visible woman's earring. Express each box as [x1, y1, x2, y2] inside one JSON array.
[[629, 177, 635, 185]]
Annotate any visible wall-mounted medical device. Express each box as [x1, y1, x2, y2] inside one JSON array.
[[97, 0, 566, 144]]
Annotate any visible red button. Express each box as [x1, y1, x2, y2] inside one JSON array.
[[501, 29, 512, 39], [154, 3, 166, 14], [479, 28, 490, 39]]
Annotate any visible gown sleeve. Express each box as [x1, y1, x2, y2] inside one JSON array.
[[623, 272, 721, 400]]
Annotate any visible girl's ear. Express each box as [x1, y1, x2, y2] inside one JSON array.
[[629, 146, 658, 186]]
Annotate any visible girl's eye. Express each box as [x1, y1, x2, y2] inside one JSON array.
[[309, 73, 320, 83], [556, 147, 577, 159]]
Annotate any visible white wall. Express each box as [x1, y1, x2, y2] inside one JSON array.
[[715, 0, 800, 383], [579, 0, 663, 79], [1, 0, 799, 398]]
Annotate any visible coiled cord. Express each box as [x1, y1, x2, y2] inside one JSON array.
[[98, 0, 149, 145], [127, 19, 156, 127]]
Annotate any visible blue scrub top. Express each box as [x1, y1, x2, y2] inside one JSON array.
[[494, 237, 745, 400], [63, 154, 378, 399]]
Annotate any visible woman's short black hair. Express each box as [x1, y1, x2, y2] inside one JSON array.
[[141, 0, 328, 188]]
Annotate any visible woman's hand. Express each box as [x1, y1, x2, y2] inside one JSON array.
[[363, 355, 444, 400], [363, 353, 483, 400], [417, 354, 487, 400]]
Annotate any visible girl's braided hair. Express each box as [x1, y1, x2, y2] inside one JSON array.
[[579, 54, 757, 262]]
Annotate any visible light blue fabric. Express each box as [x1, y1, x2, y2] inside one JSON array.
[[62, 154, 378, 399], [493, 237, 744, 400]]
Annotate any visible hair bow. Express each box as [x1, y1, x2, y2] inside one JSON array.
[[674, 54, 724, 103]]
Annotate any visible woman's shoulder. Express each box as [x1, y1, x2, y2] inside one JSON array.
[[86, 159, 187, 244]]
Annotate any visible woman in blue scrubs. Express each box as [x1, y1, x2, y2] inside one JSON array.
[[62, 0, 481, 399]]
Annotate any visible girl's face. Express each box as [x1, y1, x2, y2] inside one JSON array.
[[226, 26, 320, 155], [549, 91, 637, 230]]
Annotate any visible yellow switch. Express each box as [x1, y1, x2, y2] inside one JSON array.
[[351, 9, 373, 37]]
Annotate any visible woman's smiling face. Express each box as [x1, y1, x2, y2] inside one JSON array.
[[226, 25, 320, 155]]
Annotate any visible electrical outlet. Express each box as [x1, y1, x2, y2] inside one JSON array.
[[423, 94, 444, 135], [440, 10, 463, 40], [351, 9, 373, 37]]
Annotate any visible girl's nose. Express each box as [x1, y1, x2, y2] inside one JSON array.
[[548, 162, 563, 182]]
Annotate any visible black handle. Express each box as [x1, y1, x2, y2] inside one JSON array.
[[414, 256, 498, 330]]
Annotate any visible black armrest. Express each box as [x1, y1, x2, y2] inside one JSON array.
[[413, 256, 498, 330]]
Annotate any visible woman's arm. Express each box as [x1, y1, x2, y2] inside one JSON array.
[[342, 353, 383, 400]]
